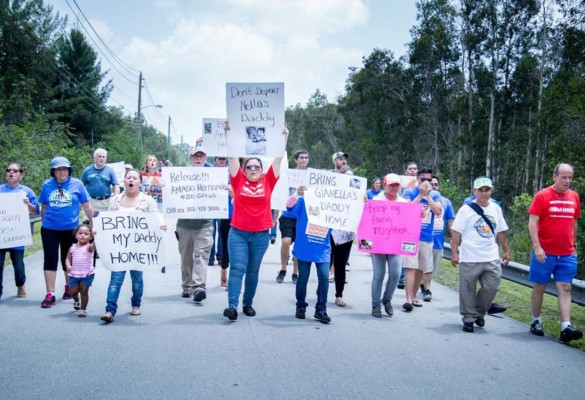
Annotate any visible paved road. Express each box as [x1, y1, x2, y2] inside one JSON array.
[[1, 240, 583, 400]]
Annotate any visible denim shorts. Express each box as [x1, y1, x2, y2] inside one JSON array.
[[68, 274, 95, 288], [529, 252, 577, 284], [278, 215, 297, 242]]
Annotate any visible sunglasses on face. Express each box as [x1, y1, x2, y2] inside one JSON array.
[[6, 169, 21, 173], [246, 165, 261, 171], [419, 178, 432, 182]]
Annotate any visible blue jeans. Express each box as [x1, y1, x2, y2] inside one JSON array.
[[0, 249, 26, 298], [296, 260, 329, 312], [105, 270, 143, 316], [209, 219, 223, 262], [227, 228, 269, 309], [371, 253, 402, 307]]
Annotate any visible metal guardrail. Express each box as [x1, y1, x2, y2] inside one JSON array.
[[443, 244, 585, 307]]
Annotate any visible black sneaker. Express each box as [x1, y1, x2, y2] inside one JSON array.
[[397, 280, 405, 289], [560, 325, 583, 344], [291, 274, 298, 284], [193, 289, 207, 302], [423, 290, 432, 302], [420, 284, 425, 295], [530, 320, 544, 336], [243, 305, 256, 317], [371, 306, 382, 318], [462, 322, 474, 333], [276, 270, 286, 283], [270, 237, 276, 244], [487, 303, 506, 315], [223, 307, 238, 321], [314, 311, 331, 324], [475, 316, 485, 327], [295, 307, 306, 319], [402, 302, 413, 312], [181, 290, 191, 298]]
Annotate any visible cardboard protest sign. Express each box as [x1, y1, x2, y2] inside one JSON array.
[[225, 82, 285, 157], [257, 153, 289, 211], [302, 168, 367, 231], [107, 161, 126, 188], [0, 193, 33, 248], [202, 118, 227, 156], [288, 169, 308, 191], [400, 175, 417, 191], [161, 167, 229, 219], [357, 200, 423, 255], [94, 211, 165, 272]]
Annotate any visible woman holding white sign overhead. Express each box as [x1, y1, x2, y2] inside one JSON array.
[[0, 163, 39, 301], [100, 169, 162, 323], [223, 122, 289, 321]]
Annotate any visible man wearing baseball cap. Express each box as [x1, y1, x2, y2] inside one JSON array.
[[176, 146, 214, 302], [331, 151, 348, 172], [450, 176, 510, 333]]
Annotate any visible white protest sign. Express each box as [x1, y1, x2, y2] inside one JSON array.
[[162, 219, 180, 267], [202, 118, 227, 156], [288, 169, 308, 191], [161, 167, 229, 219], [0, 193, 33, 248], [302, 168, 367, 231], [94, 211, 164, 272], [225, 82, 285, 157], [258, 153, 289, 211], [400, 175, 417, 191], [107, 161, 126, 187]]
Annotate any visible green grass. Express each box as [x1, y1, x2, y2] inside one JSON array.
[[435, 260, 585, 351]]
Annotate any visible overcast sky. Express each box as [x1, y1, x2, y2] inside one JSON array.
[[48, 0, 418, 147]]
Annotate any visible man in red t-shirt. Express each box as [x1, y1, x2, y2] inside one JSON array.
[[528, 163, 582, 343]]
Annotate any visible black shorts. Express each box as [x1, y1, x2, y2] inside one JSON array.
[[278, 215, 297, 242]]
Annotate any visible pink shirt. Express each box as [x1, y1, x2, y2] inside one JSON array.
[[68, 243, 94, 278]]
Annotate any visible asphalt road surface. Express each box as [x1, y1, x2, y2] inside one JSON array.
[[1, 241, 583, 400]]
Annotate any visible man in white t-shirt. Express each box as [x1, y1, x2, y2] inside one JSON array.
[[450, 177, 510, 333]]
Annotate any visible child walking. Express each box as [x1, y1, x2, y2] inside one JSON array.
[[65, 222, 95, 318]]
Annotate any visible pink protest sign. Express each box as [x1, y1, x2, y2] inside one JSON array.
[[357, 200, 423, 255]]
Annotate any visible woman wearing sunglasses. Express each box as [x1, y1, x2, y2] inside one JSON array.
[[223, 123, 289, 321], [0, 163, 39, 301], [38, 157, 93, 308]]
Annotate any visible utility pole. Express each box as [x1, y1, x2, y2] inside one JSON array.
[[137, 71, 143, 151], [167, 116, 171, 161]]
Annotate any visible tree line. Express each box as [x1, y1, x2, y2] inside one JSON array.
[[1, 0, 583, 276]]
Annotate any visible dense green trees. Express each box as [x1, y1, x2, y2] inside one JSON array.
[[0, 0, 181, 191]]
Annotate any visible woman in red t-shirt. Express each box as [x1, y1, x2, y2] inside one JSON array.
[[223, 125, 289, 321]]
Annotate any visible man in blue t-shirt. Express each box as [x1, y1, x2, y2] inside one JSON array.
[[81, 148, 120, 212], [421, 175, 455, 301], [401, 167, 442, 310]]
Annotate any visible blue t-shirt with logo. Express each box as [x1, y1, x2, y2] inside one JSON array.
[[81, 164, 119, 198], [39, 177, 90, 230], [291, 197, 331, 263], [432, 196, 455, 249], [402, 186, 442, 243]]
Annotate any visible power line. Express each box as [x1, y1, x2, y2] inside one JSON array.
[[64, 0, 138, 85]]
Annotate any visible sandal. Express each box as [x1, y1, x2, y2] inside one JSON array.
[[17, 286, 26, 298], [130, 307, 141, 316], [412, 300, 423, 307], [78, 310, 87, 318], [73, 301, 81, 311]]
